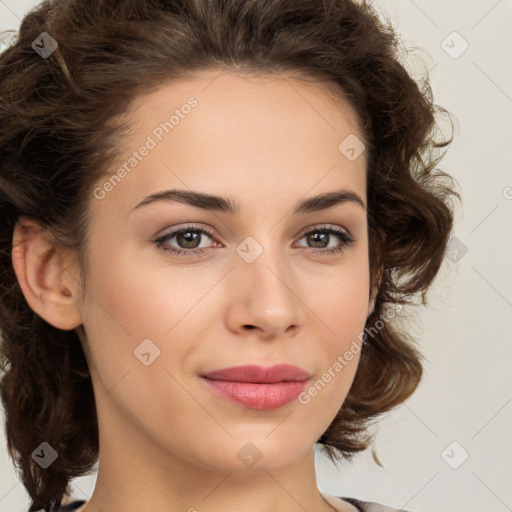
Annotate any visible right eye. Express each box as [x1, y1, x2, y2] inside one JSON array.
[[154, 225, 218, 257]]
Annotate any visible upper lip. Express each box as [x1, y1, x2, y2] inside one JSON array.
[[200, 364, 310, 383]]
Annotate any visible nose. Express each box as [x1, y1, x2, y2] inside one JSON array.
[[224, 242, 306, 341]]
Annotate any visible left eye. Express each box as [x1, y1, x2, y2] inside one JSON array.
[[154, 224, 355, 257], [297, 227, 355, 253]]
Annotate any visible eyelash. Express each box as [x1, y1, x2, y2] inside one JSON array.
[[153, 223, 356, 258]]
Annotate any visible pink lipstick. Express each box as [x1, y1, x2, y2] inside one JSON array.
[[200, 364, 310, 410]]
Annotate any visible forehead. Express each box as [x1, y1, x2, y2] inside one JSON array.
[[127, 69, 363, 145], [93, 70, 367, 216]]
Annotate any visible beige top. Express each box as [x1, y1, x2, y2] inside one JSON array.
[[321, 493, 411, 512], [322, 493, 362, 511]]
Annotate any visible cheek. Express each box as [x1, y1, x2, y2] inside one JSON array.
[[78, 237, 217, 383], [82, 239, 193, 339], [305, 255, 370, 339], [309, 259, 370, 391], [326, 278, 369, 348], [298, 268, 369, 422], [77, 240, 168, 392]]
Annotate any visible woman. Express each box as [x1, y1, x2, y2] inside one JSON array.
[[0, 0, 460, 511]]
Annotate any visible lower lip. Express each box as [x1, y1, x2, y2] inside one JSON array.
[[201, 378, 308, 410]]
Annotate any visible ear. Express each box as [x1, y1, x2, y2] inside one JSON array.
[[367, 228, 386, 318], [367, 263, 383, 318], [11, 217, 83, 330]]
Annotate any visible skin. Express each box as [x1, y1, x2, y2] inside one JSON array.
[[12, 70, 379, 512]]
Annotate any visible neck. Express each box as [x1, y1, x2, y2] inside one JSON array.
[[77, 401, 340, 512]]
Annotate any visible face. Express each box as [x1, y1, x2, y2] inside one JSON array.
[[75, 70, 371, 475]]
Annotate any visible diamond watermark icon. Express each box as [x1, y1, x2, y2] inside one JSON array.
[[236, 236, 264, 263], [32, 442, 58, 469], [445, 236, 468, 263], [237, 442, 263, 468], [31, 32, 58, 59], [441, 441, 469, 469], [441, 31, 469, 59], [134, 338, 161, 366], [338, 134, 365, 162]]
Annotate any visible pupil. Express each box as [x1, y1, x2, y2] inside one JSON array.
[[179, 231, 199, 248], [309, 232, 327, 248]]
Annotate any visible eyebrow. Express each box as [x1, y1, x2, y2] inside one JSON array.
[[130, 188, 366, 215]]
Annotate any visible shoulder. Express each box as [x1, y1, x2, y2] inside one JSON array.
[[340, 496, 415, 512]]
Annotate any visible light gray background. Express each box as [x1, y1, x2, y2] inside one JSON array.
[[1, 1, 511, 511]]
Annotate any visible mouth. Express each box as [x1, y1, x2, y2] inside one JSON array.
[[199, 364, 311, 410]]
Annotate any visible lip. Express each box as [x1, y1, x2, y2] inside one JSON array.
[[200, 364, 311, 410], [201, 364, 310, 383]]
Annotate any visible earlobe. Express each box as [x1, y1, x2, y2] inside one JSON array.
[[11, 217, 83, 330]]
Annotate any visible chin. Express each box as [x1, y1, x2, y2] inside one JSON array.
[[199, 436, 310, 474]]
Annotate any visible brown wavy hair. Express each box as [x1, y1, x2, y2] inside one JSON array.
[[0, 0, 460, 510]]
